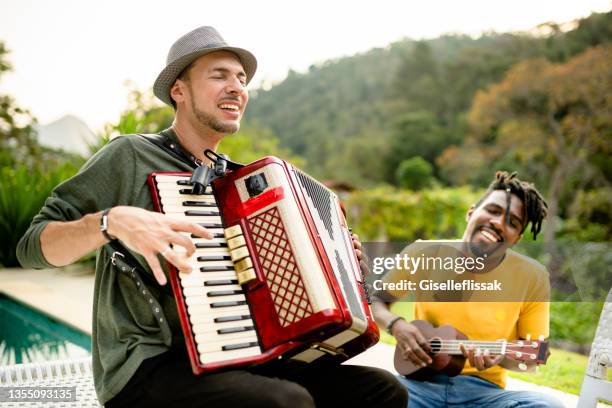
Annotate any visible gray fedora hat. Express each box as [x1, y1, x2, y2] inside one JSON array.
[[153, 26, 257, 106]]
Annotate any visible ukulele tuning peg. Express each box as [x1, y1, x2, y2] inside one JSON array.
[[518, 363, 527, 371], [538, 334, 545, 341], [525, 333, 531, 341]]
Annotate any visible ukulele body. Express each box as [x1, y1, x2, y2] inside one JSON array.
[[394, 320, 468, 378]]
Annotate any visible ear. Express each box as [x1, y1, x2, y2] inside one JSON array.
[[466, 205, 475, 222], [170, 79, 187, 105]]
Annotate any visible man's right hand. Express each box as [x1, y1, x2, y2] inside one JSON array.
[[106, 206, 213, 285], [392, 320, 433, 368]]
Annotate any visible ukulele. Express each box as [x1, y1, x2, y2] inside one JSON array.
[[393, 320, 550, 377]]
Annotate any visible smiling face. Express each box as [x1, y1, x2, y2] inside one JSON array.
[[462, 190, 526, 257], [171, 51, 249, 136]]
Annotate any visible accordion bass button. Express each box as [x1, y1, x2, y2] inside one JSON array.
[[230, 246, 250, 262], [227, 235, 246, 250], [235, 257, 253, 273], [237, 268, 257, 285], [225, 225, 243, 239]]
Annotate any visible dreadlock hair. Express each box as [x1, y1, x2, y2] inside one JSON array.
[[474, 171, 548, 240]]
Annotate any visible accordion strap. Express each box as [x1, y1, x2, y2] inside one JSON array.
[[105, 240, 172, 296], [138, 130, 245, 171], [138, 131, 198, 169]]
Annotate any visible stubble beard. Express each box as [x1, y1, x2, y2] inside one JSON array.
[[190, 90, 240, 135]]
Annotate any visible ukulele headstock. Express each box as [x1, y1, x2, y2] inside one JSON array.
[[505, 334, 550, 366]]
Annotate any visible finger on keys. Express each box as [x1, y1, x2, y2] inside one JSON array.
[[160, 246, 193, 274], [144, 252, 167, 285], [171, 219, 213, 239], [169, 231, 196, 256]]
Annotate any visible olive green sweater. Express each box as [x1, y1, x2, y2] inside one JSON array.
[[17, 131, 194, 405]]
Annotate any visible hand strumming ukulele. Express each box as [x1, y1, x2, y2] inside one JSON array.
[[394, 320, 550, 378]]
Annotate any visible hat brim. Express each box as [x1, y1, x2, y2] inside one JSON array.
[[153, 46, 257, 106]]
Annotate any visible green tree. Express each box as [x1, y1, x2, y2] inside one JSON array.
[[445, 45, 612, 276], [0, 42, 40, 170], [395, 157, 435, 190]]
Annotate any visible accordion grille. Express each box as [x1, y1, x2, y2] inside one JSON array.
[[248, 206, 314, 327]]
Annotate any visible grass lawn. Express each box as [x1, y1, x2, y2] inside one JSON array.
[[379, 302, 611, 395]]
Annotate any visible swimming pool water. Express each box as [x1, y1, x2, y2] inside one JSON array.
[[0, 294, 91, 365]]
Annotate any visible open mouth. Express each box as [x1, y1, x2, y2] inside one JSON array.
[[218, 102, 240, 112], [478, 226, 503, 243]]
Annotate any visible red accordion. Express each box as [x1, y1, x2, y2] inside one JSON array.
[[148, 156, 378, 375]]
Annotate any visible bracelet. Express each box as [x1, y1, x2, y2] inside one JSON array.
[[100, 208, 117, 242], [386, 316, 405, 335]]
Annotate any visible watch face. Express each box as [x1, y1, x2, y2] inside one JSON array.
[[245, 173, 268, 197]]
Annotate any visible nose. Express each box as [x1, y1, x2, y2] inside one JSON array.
[[490, 214, 505, 232], [225, 76, 245, 95]]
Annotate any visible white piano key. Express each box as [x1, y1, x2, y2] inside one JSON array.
[[185, 294, 246, 306], [199, 346, 262, 365], [164, 214, 223, 223], [180, 274, 240, 287], [196, 335, 259, 353], [194, 246, 231, 254], [187, 302, 250, 316], [191, 318, 254, 334], [162, 206, 219, 214], [187, 306, 251, 324], [159, 196, 218, 207], [154, 175, 191, 183], [183, 284, 243, 297], [194, 332, 257, 349]]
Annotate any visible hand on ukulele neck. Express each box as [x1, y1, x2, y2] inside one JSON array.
[[459, 343, 504, 371]]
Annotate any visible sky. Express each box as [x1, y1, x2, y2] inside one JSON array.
[[1, 0, 610, 132]]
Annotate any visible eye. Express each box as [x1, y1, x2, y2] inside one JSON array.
[[487, 207, 501, 215]]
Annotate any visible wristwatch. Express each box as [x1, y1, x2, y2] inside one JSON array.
[[386, 316, 405, 335], [100, 208, 117, 241]]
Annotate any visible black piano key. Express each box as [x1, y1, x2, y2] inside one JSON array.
[[195, 242, 228, 249], [217, 325, 254, 335], [179, 188, 214, 195], [211, 300, 247, 308], [190, 232, 224, 239], [200, 266, 235, 272], [213, 314, 251, 323], [198, 223, 223, 229], [182, 201, 217, 207], [222, 341, 259, 351], [185, 210, 220, 216], [207, 290, 244, 297], [205, 279, 239, 287], [177, 180, 192, 186], [197, 255, 231, 262]]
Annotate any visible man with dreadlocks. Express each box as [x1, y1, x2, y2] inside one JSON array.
[[372, 171, 563, 407]]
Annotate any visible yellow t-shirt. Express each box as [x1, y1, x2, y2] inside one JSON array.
[[380, 241, 550, 388]]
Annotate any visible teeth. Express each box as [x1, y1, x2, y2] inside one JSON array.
[[481, 230, 499, 242], [219, 104, 239, 110]]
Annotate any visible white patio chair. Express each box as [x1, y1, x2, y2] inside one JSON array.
[[0, 356, 101, 407], [577, 288, 612, 408]]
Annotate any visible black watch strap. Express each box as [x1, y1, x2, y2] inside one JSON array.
[[100, 208, 117, 241]]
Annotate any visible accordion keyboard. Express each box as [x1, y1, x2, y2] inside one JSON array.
[[153, 174, 262, 365]]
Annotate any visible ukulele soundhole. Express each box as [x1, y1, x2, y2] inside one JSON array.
[[429, 338, 442, 354]]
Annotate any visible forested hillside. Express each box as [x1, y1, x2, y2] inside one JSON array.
[[245, 11, 612, 188]]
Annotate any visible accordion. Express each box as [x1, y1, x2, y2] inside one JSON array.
[[148, 156, 378, 375]]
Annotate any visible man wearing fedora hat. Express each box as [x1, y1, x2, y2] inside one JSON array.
[[17, 26, 407, 407]]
